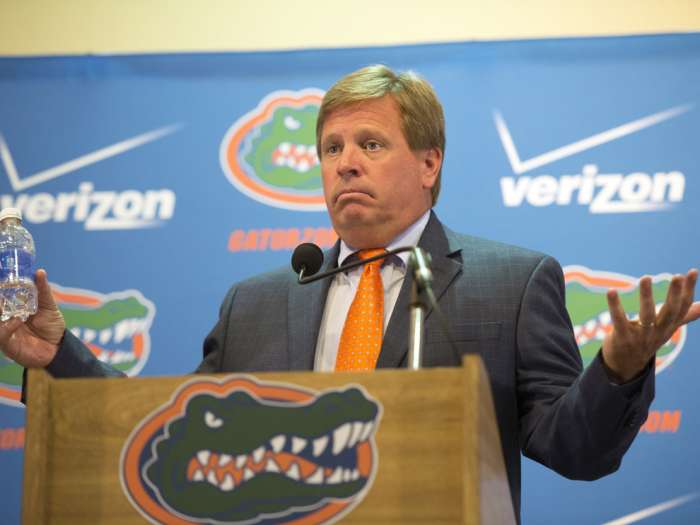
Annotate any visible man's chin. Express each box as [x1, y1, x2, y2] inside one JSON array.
[[331, 210, 391, 247], [332, 205, 374, 228]]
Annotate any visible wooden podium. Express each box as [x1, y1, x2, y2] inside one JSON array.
[[23, 356, 515, 525]]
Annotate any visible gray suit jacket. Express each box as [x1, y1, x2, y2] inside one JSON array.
[[46, 212, 654, 517]]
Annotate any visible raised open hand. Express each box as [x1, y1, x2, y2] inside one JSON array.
[[602, 269, 699, 383]]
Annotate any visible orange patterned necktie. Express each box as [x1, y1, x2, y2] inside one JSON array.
[[335, 249, 387, 371]]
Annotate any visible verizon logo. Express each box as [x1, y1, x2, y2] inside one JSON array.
[[494, 105, 691, 214], [500, 164, 684, 213]]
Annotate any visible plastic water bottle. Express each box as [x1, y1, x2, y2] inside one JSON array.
[[0, 208, 38, 321]]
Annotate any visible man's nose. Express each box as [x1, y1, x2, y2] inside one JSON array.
[[337, 145, 360, 177]]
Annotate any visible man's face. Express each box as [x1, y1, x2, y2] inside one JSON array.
[[319, 96, 441, 248]]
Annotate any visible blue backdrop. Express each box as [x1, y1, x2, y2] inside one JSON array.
[[1, 33, 699, 524]]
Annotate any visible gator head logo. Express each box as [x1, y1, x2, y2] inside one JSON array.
[[564, 265, 686, 374], [220, 89, 327, 211], [0, 283, 155, 407], [121, 376, 382, 525]]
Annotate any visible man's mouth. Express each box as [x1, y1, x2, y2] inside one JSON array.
[[335, 189, 372, 204]]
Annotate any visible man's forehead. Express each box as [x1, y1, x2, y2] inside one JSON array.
[[321, 96, 401, 135]]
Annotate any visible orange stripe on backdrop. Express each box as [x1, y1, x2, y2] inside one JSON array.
[[671, 328, 682, 344], [50, 288, 102, 307], [85, 342, 103, 357], [564, 271, 634, 290], [133, 333, 143, 358], [0, 387, 20, 402], [226, 95, 326, 206]]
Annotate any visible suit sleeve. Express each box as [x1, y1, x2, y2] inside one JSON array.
[[21, 329, 125, 403], [45, 329, 126, 378], [516, 256, 655, 480], [195, 285, 238, 373]]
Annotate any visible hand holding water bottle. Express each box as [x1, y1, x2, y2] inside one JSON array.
[[0, 209, 65, 368]]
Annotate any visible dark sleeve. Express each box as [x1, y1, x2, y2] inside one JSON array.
[[517, 256, 655, 480], [21, 329, 125, 403], [195, 285, 238, 374]]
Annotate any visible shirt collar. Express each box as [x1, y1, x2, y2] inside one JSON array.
[[337, 209, 431, 268]]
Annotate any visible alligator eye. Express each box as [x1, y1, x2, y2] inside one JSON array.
[[284, 115, 301, 130], [205, 411, 223, 429]]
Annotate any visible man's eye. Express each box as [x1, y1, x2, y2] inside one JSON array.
[[364, 141, 382, 151], [326, 144, 340, 155]]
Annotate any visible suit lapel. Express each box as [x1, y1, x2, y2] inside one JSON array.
[[287, 243, 339, 370], [376, 212, 463, 368]]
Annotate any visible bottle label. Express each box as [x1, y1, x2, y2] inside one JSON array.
[[0, 249, 34, 281]]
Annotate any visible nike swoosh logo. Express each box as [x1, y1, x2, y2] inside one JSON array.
[[601, 492, 699, 525], [0, 124, 182, 192], [494, 104, 693, 175]]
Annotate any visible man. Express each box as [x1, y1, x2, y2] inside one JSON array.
[[1, 65, 698, 518]]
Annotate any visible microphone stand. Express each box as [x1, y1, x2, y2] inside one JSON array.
[[297, 246, 433, 370], [407, 249, 432, 370]]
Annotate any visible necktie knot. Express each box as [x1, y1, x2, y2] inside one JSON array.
[[357, 248, 387, 268]]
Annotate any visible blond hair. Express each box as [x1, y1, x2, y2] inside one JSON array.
[[316, 65, 445, 204]]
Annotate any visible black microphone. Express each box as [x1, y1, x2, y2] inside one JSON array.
[[291, 242, 324, 280]]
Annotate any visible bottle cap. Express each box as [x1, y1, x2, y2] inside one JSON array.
[[0, 208, 22, 222]]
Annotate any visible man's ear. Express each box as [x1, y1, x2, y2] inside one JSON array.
[[421, 147, 442, 189]]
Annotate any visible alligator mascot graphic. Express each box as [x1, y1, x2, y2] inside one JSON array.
[[564, 265, 686, 373], [220, 89, 327, 211], [121, 377, 382, 525], [0, 282, 155, 407]]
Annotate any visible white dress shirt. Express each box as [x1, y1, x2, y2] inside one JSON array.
[[313, 210, 431, 371]]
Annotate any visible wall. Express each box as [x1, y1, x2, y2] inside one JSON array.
[[1, 0, 699, 56]]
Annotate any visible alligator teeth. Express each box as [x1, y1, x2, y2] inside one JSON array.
[[235, 455, 247, 469], [218, 454, 232, 467], [327, 467, 342, 484], [348, 421, 363, 447], [197, 450, 211, 466], [83, 328, 96, 343], [193, 469, 204, 481], [243, 468, 254, 481], [291, 436, 307, 454], [207, 470, 218, 486], [265, 458, 280, 473], [359, 421, 373, 442], [205, 411, 223, 429], [351, 469, 359, 481], [286, 462, 300, 481], [220, 474, 235, 492], [252, 446, 265, 464], [99, 328, 112, 345], [333, 423, 351, 454], [284, 116, 301, 131], [598, 311, 612, 325], [114, 319, 130, 343], [307, 467, 323, 484], [313, 435, 328, 457], [343, 469, 352, 482], [107, 351, 134, 364], [270, 434, 285, 453]]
